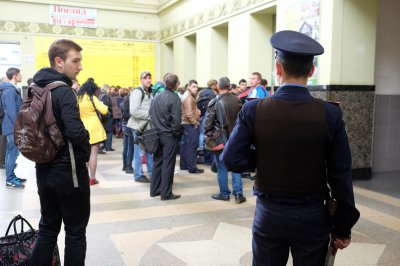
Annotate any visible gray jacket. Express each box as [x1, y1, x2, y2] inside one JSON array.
[[127, 86, 153, 130]]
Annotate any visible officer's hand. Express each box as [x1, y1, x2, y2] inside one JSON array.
[[333, 238, 351, 249]]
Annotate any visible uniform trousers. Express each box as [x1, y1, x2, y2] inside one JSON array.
[[30, 165, 90, 266], [179, 124, 199, 171], [150, 135, 178, 197], [252, 196, 330, 266]]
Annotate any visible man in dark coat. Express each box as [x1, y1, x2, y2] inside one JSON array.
[[30, 39, 91, 266], [204, 77, 245, 203], [150, 74, 183, 200], [222, 31, 360, 265]]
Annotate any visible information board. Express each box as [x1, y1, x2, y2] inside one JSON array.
[[35, 37, 155, 88]]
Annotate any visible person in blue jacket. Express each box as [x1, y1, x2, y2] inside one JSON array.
[[246, 72, 268, 99], [221, 30, 360, 266], [0, 67, 24, 189]]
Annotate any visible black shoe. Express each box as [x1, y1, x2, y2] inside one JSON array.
[[135, 176, 150, 183], [211, 193, 230, 201], [98, 149, 106, 154], [150, 192, 161, 197], [235, 194, 247, 204], [189, 168, 204, 174], [106, 148, 115, 151], [122, 165, 126, 171], [161, 194, 181, 201], [15, 177, 27, 183], [125, 167, 133, 174]]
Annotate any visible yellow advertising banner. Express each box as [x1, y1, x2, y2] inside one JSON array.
[[35, 36, 155, 88]]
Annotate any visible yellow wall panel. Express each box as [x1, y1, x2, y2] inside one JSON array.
[[35, 36, 155, 88]]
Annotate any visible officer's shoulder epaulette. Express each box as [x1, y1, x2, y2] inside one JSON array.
[[327, 101, 340, 107]]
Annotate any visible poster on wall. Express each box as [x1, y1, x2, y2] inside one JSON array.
[[34, 37, 155, 88], [0, 43, 21, 80], [281, 0, 320, 85], [49, 5, 97, 28]]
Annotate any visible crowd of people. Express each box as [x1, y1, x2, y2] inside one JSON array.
[[0, 30, 360, 266]]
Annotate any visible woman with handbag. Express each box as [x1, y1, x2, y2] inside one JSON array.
[[77, 79, 109, 185]]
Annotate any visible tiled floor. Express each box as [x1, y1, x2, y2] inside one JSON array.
[[0, 139, 399, 265]]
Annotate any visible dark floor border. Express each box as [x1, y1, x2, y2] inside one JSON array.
[[352, 168, 372, 179]]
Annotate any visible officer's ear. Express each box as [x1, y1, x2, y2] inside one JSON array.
[[308, 65, 315, 77], [275, 61, 283, 76]]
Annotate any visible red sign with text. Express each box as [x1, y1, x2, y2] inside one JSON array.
[[49, 5, 97, 28]]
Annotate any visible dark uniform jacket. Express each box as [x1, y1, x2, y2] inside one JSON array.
[[204, 92, 242, 138], [150, 88, 183, 138], [33, 68, 91, 179], [221, 85, 360, 238]]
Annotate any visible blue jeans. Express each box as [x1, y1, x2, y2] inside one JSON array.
[[214, 152, 243, 197], [123, 128, 134, 168], [6, 134, 19, 182], [198, 116, 206, 149], [103, 132, 113, 150], [132, 130, 153, 179]]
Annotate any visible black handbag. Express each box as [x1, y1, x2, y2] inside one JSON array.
[[135, 120, 160, 154], [205, 97, 227, 152], [0, 215, 61, 266]]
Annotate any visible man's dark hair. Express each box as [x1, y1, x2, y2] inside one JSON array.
[[27, 77, 33, 86], [6, 67, 20, 80], [48, 39, 82, 68], [165, 74, 179, 90], [230, 84, 237, 89], [239, 79, 247, 84], [261, 78, 268, 86], [277, 57, 313, 78], [77, 79, 99, 97], [188, 80, 198, 86]]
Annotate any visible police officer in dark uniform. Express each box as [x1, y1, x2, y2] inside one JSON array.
[[221, 30, 360, 266]]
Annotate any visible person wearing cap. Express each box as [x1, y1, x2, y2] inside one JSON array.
[[221, 30, 360, 265], [127, 71, 154, 183], [205, 77, 245, 203]]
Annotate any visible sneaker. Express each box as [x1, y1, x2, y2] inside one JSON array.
[[125, 167, 133, 174], [15, 177, 27, 183], [98, 149, 106, 154], [6, 179, 25, 189], [135, 175, 150, 183], [211, 193, 230, 201], [235, 194, 247, 204]]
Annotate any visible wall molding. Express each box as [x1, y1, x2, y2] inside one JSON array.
[[0, 20, 160, 42], [160, 0, 274, 42]]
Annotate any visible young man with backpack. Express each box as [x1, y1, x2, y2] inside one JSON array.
[[28, 39, 91, 266], [127, 71, 154, 183], [0, 67, 25, 189]]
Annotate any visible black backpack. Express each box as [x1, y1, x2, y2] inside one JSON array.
[[122, 88, 145, 122]]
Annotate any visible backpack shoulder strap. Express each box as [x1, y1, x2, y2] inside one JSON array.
[[45, 81, 68, 91], [137, 87, 145, 103]]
